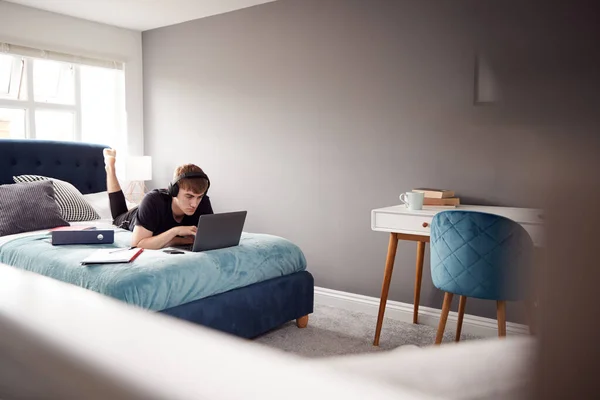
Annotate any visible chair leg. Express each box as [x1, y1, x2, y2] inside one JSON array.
[[435, 292, 454, 345], [455, 295, 467, 342], [497, 300, 507, 338]]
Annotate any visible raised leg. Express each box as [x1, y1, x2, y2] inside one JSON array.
[[456, 295, 467, 342], [435, 292, 454, 345], [373, 232, 399, 346], [413, 241, 426, 324], [497, 300, 507, 338], [296, 315, 308, 328], [103, 148, 122, 193]]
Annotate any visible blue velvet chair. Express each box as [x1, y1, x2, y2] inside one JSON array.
[[430, 210, 534, 344]]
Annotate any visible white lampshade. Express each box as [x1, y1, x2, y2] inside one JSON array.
[[125, 156, 152, 181]]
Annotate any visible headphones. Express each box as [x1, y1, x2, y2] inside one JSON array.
[[167, 171, 210, 198]]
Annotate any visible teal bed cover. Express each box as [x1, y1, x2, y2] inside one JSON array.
[[0, 230, 307, 311]]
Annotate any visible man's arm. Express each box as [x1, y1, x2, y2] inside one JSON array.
[[132, 225, 196, 250], [131, 225, 176, 250]]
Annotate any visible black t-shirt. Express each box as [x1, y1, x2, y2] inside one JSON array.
[[128, 189, 213, 235]]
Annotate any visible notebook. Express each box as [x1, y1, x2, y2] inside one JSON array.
[[81, 247, 143, 265]]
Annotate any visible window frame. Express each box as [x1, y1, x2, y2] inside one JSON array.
[[0, 55, 83, 141]]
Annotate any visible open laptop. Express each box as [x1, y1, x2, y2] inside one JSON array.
[[172, 211, 247, 252]]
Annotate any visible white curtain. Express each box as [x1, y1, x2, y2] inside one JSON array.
[[0, 42, 123, 70]]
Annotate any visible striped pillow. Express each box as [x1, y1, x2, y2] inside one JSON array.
[[13, 175, 100, 222]]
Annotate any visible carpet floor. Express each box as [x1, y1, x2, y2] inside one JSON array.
[[254, 304, 481, 358]]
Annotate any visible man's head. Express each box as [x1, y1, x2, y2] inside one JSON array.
[[170, 164, 209, 216]]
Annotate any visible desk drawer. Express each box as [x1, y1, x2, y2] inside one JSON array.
[[373, 210, 544, 246], [373, 212, 432, 235]]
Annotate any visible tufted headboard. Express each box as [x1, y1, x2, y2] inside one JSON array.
[[0, 139, 107, 194]]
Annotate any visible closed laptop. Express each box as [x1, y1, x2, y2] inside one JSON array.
[[51, 229, 115, 245]]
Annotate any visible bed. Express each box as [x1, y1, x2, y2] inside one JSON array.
[[0, 138, 314, 339]]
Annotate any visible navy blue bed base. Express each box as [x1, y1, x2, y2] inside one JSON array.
[[0, 139, 315, 338], [161, 271, 314, 338]]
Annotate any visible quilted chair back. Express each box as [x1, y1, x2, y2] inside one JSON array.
[[430, 210, 534, 301]]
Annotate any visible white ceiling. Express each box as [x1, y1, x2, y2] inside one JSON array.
[[3, 0, 278, 31]]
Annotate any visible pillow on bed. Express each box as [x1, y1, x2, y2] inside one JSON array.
[[13, 175, 100, 222], [0, 181, 69, 236], [82, 191, 137, 221], [82, 191, 112, 220]]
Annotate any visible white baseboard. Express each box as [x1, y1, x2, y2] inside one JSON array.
[[314, 286, 530, 338]]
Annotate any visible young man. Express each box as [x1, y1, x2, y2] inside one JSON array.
[[104, 149, 213, 250]]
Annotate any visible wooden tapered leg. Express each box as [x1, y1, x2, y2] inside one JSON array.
[[497, 301, 507, 338], [435, 292, 454, 345], [413, 241, 426, 324], [373, 232, 399, 346], [296, 315, 309, 328], [455, 295, 467, 342]]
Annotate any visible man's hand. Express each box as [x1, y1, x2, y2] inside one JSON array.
[[175, 226, 197, 237], [168, 235, 195, 247], [179, 235, 195, 244]]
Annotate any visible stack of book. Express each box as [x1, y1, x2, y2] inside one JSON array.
[[412, 188, 460, 208]]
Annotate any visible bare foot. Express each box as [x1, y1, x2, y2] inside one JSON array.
[[103, 148, 116, 171]]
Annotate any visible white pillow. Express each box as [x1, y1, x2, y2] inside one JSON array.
[[82, 191, 113, 220], [82, 191, 137, 221]]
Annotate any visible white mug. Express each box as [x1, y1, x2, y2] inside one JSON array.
[[399, 191, 424, 210]]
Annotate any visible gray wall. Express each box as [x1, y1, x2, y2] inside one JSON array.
[[142, 0, 592, 322]]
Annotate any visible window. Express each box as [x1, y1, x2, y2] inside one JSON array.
[[0, 50, 126, 150], [0, 108, 26, 138]]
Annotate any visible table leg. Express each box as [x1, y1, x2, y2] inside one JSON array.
[[373, 232, 399, 346], [413, 241, 426, 324]]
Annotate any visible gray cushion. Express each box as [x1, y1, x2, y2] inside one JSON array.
[[0, 181, 69, 237]]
